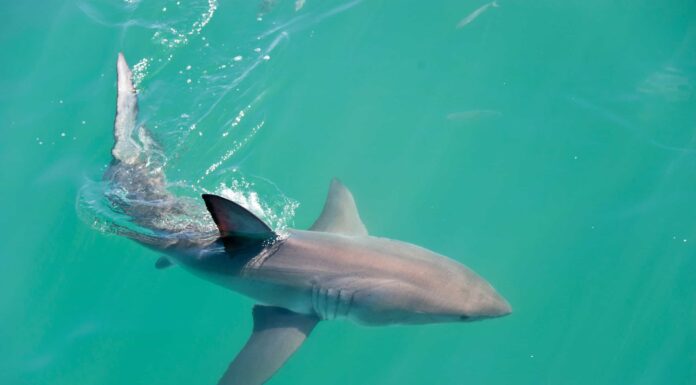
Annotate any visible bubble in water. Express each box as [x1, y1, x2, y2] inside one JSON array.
[[132, 58, 150, 87]]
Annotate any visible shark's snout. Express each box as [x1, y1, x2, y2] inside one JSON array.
[[455, 279, 512, 321], [489, 293, 512, 317], [478, 287, 512, 318]]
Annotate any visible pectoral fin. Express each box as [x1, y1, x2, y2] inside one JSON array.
[[218, 306, 319, 385], [310, 178, 368, 236], [155, 256, 173, 269]]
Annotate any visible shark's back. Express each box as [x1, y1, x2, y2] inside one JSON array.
[[254, 229, 453, 285], [235, 229, 477, 325]]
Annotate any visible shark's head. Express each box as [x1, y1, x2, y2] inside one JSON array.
[[406, 260, 512, 324], [448, 267, 512, 322], [348, 240, 512, 326], [403, 242, 512, 323]]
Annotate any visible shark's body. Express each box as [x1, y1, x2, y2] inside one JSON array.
[[104, 53, 511, 385]]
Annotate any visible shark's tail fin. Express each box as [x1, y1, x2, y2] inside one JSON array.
[[112, 53, 140, 165], [110, 53, 165, 170], [105, 52, 170, 199]]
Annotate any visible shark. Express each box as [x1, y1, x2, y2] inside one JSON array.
[[103, 53, 512, 385]]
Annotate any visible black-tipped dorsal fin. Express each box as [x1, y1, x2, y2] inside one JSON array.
[[310, 178, 368, 236], [202, 194, 275, 239]]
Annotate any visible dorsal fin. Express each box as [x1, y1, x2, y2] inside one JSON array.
[[202, 194, 275, 239], [310, 178, 368, 236]]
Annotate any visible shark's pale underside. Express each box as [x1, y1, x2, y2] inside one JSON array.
[[103, 53, 511, 385]]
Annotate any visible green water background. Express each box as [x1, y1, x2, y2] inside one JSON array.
[[1, 1, 695, 384]]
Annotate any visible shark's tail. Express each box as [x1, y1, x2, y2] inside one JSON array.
[[111, 53, 142, 166], [104, 53, 172, 222], [103, 53, 212, 245]]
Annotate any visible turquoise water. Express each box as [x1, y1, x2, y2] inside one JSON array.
[[2, 1, 695, 384]]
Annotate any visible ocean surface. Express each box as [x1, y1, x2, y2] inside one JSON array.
[[1, 1, 695, 384]]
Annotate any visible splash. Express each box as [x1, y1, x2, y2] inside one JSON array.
[[191, 0, 217, 35], [200, 120, 265, 182], [152, 0, 218, 49], [215, 174, 300, 236], [77, 171, 299, 238], [131, 57, 150, 87]]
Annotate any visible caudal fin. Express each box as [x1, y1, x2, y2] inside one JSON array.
[[112, 53, 141, 165]]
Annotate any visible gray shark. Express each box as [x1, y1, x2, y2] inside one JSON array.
[[104, 53, 511, 385]]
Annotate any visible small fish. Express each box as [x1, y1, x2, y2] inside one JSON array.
[[259, 0, 306, 14], [637, 66, 692, 102], [447, 109, 501, 121], [457, 1, 499, 29]]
